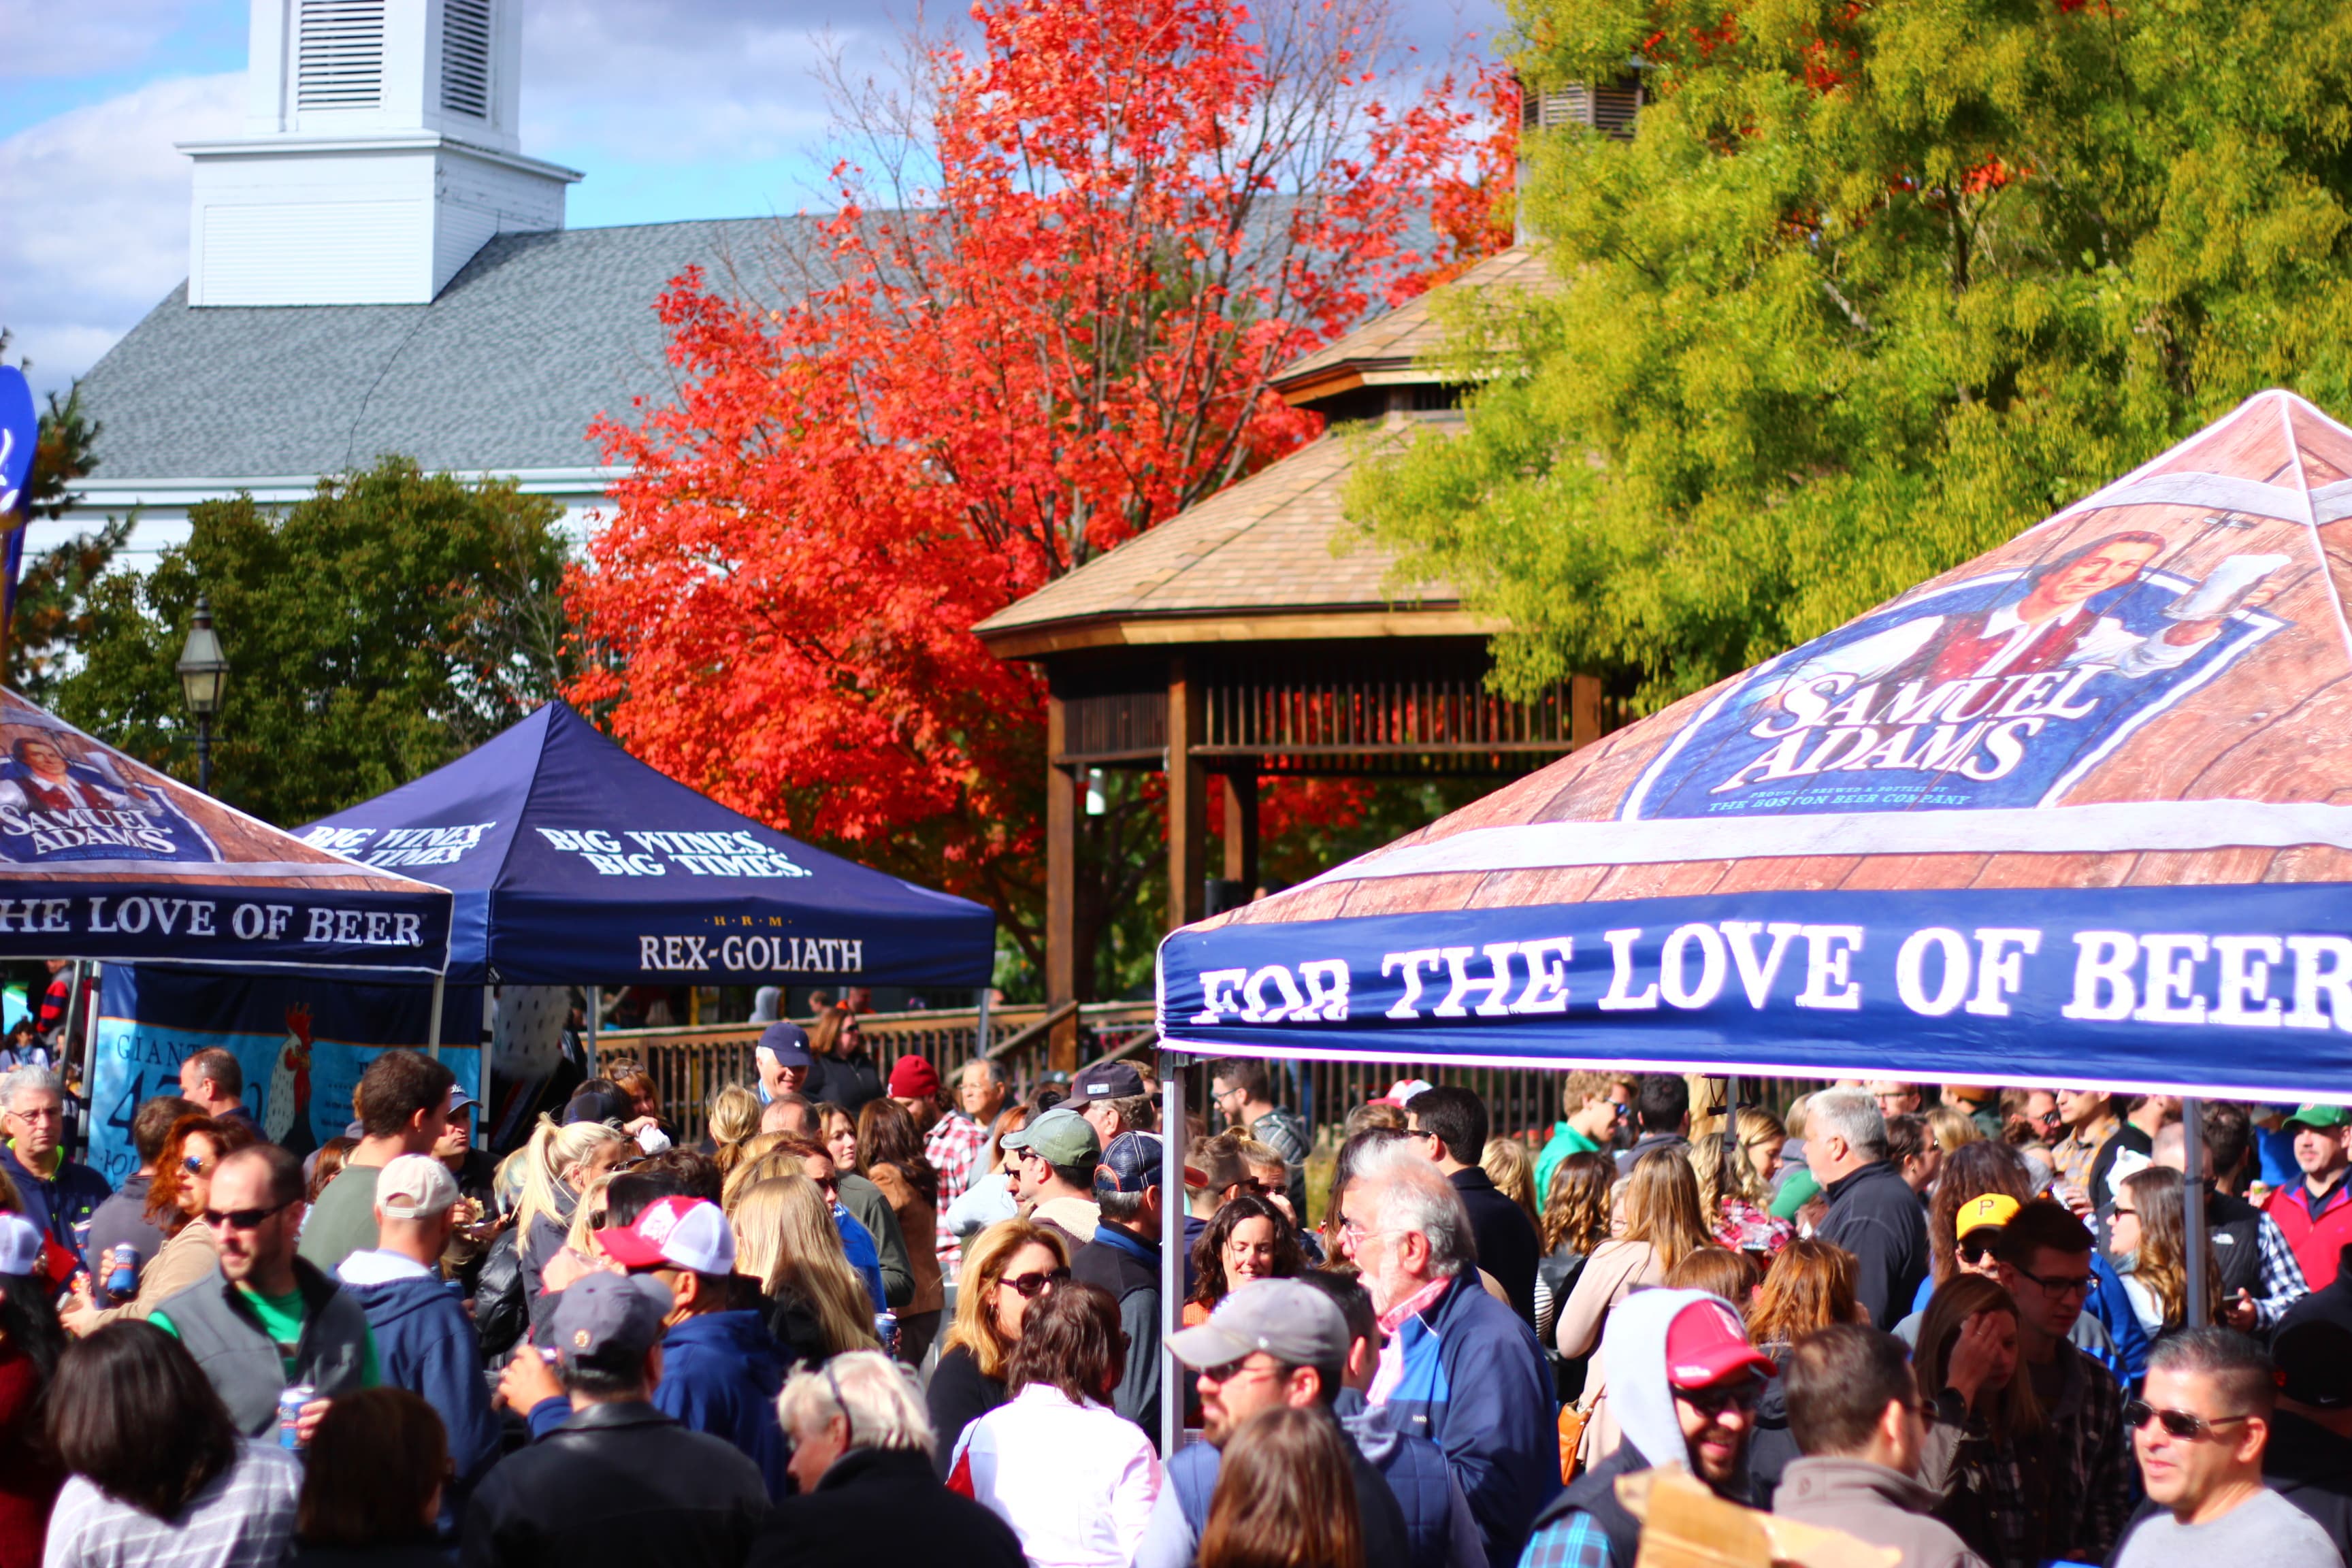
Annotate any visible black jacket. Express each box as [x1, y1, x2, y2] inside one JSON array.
[[1451, 1167, 1541, 1326], [924, 1343, 1004, 1480], [747, 1448, 1022, 1568], [1816, 1160, 1929, 1330], [2266, 1409, 2352, 1563], [460, 1401, 768, 1568], [806, 1053, 883, 1119]]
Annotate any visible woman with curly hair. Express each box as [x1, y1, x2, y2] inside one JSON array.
[[1182, 1195, 1305, 1327], [1744, 1238, 1863, 1507], [1689, 1128, 1793, 1258], [1533, 1151, 1613, 1350], [63, 1115, 257, 1335]]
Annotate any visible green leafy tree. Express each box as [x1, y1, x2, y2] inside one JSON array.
[[58, 457, 578, 826], [1351, 0, 2352, 711]]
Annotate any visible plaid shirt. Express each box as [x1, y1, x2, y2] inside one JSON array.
[[2251, 1209, 2312, 1327], [1520, 1512, 1614, 1568], [926, 1110, 991, 1274], [2053, 1117, 2119, 1194], [2040, 1340, 2136, 1563]]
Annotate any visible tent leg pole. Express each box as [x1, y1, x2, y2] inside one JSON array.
[[1161, 1051, 1187, 1458], [427, 974, 444, 1061], [2183, 1096, 2208, 1328], [975, 985, 992, 1060], [587, 986, 600, 1075]]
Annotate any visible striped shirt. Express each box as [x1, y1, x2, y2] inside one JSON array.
[[44, 1441, 301, 1568]]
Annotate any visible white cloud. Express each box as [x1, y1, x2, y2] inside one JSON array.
[[0, 0, 196, 79], [0, 72, 240, 397]]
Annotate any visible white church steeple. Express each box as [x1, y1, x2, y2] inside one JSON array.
[[180, 0, 581, 306]]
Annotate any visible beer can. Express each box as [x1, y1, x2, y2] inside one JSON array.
[[106, 1244, 139, 1299], [873, 1309, 900, 1355], [278, 1384, 314, 1450]]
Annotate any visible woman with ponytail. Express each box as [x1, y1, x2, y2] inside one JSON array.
[[513, 1117, 626, 1332]]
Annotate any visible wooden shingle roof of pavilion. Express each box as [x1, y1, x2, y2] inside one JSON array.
[[974, 246, 1548, 661]]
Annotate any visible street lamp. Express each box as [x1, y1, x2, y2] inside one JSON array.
[[176, 593, 229, 795]]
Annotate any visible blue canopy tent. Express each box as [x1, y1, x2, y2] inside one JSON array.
[[1143, 390, 2352, 1452], [298, 700, 996, 990]]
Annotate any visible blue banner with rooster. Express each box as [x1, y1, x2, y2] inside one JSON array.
[[84, 965, 480, 1185]]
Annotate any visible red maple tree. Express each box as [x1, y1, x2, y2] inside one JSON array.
[[570, 0, 1512, 980]]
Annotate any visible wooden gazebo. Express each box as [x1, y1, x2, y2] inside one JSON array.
[[975, 248, 1610, 1049]]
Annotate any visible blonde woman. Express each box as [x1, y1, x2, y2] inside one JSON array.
[[1555, 1147, 1712, 1464], [1690, 1130, 1793, 1257], [927, 1219, 1070, 1477], [512, 1117, 627, 1330], [730, 1175, 879, 1367], [1480, 1138, 1541, 1230], [707, 1085, 764, 1178]]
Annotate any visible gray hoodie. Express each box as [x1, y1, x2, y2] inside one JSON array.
[[1774, 1456, 1991, 1568]]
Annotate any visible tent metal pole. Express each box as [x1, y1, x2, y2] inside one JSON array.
[[426, 974, 444, 1060], [77, 962, 100, 1161], [1161, 1051, 1187, 1458], [587, 985, 600, 1074], [2182, 1096, 2208, 1329], [975, 986, 992, 1060]]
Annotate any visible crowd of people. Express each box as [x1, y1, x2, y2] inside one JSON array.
[[3, 1036, 2352, 1568]]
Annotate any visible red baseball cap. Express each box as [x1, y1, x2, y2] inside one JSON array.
[[889, 1055, 942, 1099], [596, 1196, 736, 1275], [1664, 1298, 1774, 1390]]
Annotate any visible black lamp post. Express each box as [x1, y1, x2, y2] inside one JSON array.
[[176, 594, 229, 794]]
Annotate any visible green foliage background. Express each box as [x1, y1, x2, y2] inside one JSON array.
[[1350, 0, 2352, 712], [56, 457, 577, 827]]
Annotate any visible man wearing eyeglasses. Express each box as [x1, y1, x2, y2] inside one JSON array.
[[1522, 1289, 1772, 1568], [150, 1143, 377, 1438], [2111, 1328, 2340, 1568], [0, 1065, 110, 1273], [1986, 1198, 2135, 1563]]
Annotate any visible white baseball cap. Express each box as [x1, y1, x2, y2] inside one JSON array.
[[0, 1213, 43, 1277], [376, 1154, 460, 1220], [599, 1196, 736, 1275]]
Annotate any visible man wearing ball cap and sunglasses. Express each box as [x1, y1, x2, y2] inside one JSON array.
[[1134, 1279, 1416, 1568], [1521, 1290, 1775, 1568]]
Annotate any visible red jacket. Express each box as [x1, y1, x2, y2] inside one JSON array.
[[2267, 1176, 2352, 1288]]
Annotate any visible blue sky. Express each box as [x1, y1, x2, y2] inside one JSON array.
[[1, 0, 1507, 399]]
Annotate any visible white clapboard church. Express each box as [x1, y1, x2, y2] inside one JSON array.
[[58, 0, 794, 558]]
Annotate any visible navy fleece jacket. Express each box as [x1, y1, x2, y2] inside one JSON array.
[[338, 1250, 503, 1535], [653, 1307, 790, 1499]]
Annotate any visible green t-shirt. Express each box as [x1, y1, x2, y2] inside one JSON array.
[[1769, 1167, 1822, 1221], [153, 1284, 380, 1387], [295, 1164, 384, 1273], [1532, 1123, 1603, 1209]]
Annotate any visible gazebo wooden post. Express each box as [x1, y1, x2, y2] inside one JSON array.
[[1167, 659, 1208, 932], [1223, 767, 1258, 893], [1045, 690, 1079, 1071]]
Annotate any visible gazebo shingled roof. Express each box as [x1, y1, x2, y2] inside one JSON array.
[[976, 246, 1607, 1058]]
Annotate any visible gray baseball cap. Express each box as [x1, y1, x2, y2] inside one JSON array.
[[1166, 1278, 1350, 1372], [1000, 1106, 1100, 1167], [551, 1272, 672, 1369]]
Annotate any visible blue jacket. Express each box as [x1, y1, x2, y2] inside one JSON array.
[[654, 1308, 790, 1499], [833, 1204, 887, 1311], [338, 1252, 504, 1536], [0, 1144, 110, 1270], [1377, 1269, 1558, 1567]]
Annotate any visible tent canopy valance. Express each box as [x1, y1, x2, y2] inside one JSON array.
[[1157, 391, 2352, 1103], [298, 702, 995, 988], [0, 689, 450, 974]]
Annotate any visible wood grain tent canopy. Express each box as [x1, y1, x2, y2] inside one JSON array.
[[0, 687, 452, 975], [1157, 390, 2352, 1105], [975, 248, 1614, 1062]]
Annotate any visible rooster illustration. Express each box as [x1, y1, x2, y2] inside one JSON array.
[[266, 1002, 317, 1156]]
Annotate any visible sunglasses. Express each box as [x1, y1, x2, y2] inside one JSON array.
[[1198, 1354, 1282, 1386], [1000, 1267, 1069, 1299], [182, 1154, 214, 1175], [2124, 1400, 2252, 1441], [1676, 1378, 1762, 1418], [1957, 1237, 1999, 1264], [203, 1199, 295, 1231]]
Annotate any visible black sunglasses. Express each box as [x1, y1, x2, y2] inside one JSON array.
[[1676, 1378, 1762, 1418], [2124, 1400, 2252, 1441], [203, 1198, 295, 1230], [1000, 1267, 1069, 1299]]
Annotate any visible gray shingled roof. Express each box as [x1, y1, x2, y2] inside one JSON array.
[[77, 217, 822, 479]]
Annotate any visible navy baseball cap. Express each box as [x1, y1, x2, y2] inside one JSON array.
[[1095, 1131, 1165, 1195], [756, 1022, 813, 1068], [551, 1273, 672, 1369], [1073, 1060, 1147, 1100]]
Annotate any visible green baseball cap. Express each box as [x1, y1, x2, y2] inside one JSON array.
[[1000, 1106, 1100, 1167], [2287, 1105, 2352, 1131]]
